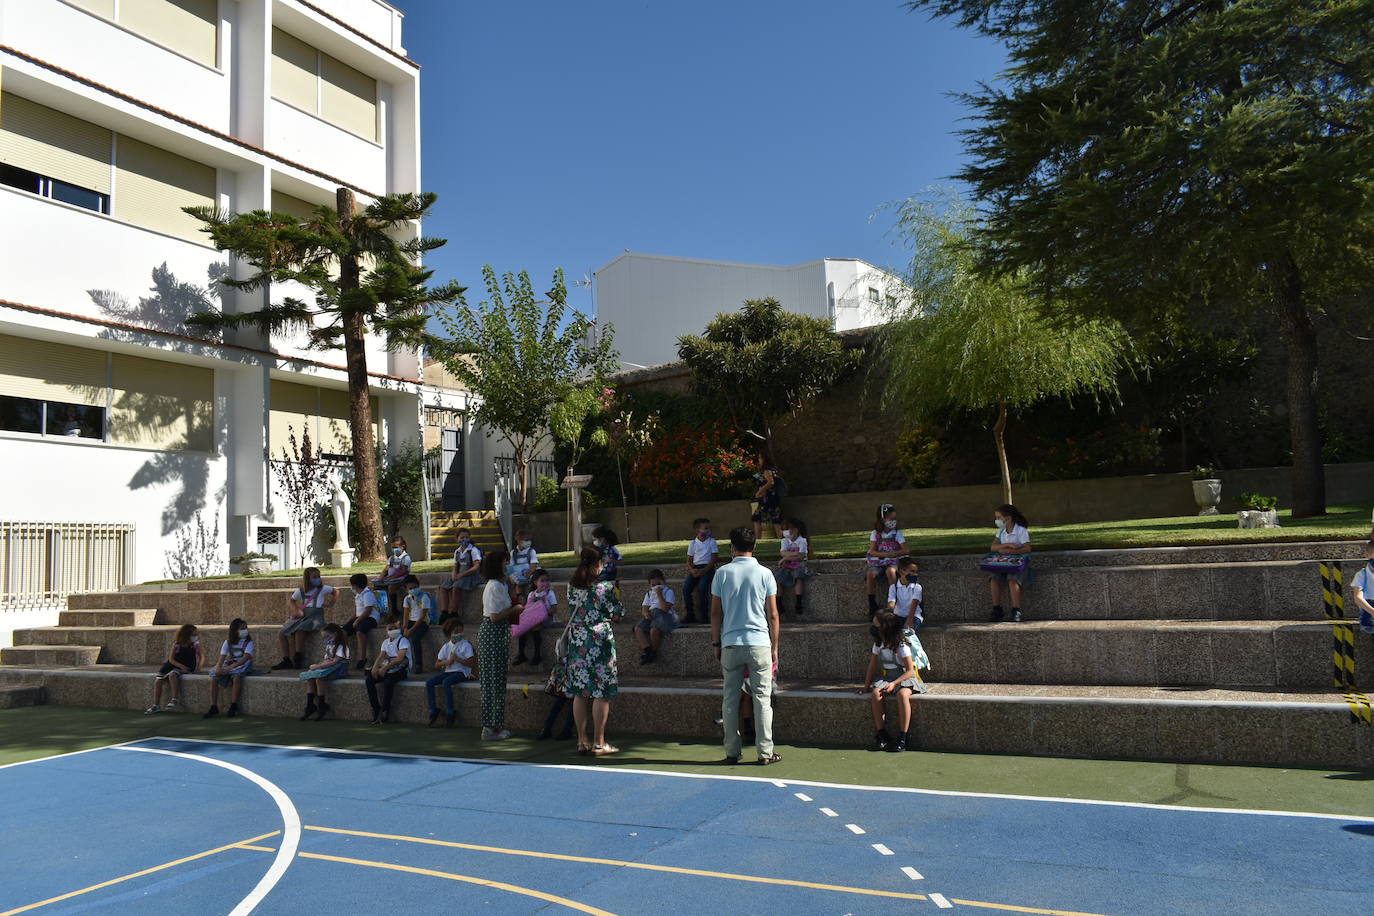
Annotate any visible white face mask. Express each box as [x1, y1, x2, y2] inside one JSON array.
[[386, 628, 401, 640], [593, 538, 604, 547], [450, 633, 463, 643], [520, 540, 532, 549], [996, 517, 1005, 527], [784, 530, 795, 539], [884, 520, 898, 530]]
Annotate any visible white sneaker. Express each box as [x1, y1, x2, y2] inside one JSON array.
[[481, 728, 511, 741], [143, 705, 161, 715], [165, 698, 180, 710]]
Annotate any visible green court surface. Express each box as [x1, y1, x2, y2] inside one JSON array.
[[4, 706, 1371, 818]]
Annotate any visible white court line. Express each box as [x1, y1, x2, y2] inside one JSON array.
[[845, 824, 865, 835], [118, 746, 300, 916], [0, 741, 136, 770], [770, 779, 786, 787], [901, 866, 924, 880], [871, 843, 893, 856], [819, 807, 838, 817], [794, 793, 812, 802], [144, 737, 1374, 824], [930, 892, 952, 908]]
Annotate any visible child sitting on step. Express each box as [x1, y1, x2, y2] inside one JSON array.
[[372, 536, 413, 610], [298, 622, 350, 721], [505, 529, 539, 600], [401, 575, 435, 674], [862, 612, 919, 752], [511, 569, 556, 667], [634, 568, 677, 664], [343, 573, 380, 670], [438, 528, 483, 621], [144, 624, 201, 714], [866, 504, 905, 614], [365, 613, 411, 725], [989, 504, 1032, 622], [875, 556, 923, 640], [777, 517, 814, 616], [592, 526, 622, 586], [426, 617, 477, 728], [272, 567, 337, 670], [204, 618, 254, 719]]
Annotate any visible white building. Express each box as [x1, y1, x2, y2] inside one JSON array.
[[0, 0, 429, 611], [591, 252, 910, 368]]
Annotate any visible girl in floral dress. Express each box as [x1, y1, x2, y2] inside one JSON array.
[[560, 546, 626, 756]]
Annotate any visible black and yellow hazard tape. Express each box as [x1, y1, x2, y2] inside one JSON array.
[[1319, 562, 1373, 725]]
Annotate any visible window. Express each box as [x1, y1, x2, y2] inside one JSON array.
[[0, 92, 113, 212], [0, 162, 109, 214], [64, 0, 218, 67], [867, 287, 880, 304], [0, 395, 105, 439], [113, 135, 216, 242], [271, 28, 379, 141]]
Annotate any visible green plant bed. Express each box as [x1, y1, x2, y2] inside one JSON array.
[[154, 503, 1372, 583]]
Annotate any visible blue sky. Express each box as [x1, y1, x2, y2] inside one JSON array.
[[401, 0, 1006, 315]]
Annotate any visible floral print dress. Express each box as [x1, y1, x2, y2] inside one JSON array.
[[560, 581, 625, 699]]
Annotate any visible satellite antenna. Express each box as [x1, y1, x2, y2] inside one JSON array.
[[572, 268, 595, 317]]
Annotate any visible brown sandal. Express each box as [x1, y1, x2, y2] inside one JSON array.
[[577, 744, 592, 756]]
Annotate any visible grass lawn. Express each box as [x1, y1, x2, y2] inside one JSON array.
[[179, 502, 1374, 581]]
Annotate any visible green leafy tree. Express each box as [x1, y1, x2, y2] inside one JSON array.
[[677, 298, 860, 458], [904, 0, 1374, 515], [377, 443, 431, 540], [184, 189, 463, 560], [881, 198, 1129, 503], [434, 266, 617, 507]]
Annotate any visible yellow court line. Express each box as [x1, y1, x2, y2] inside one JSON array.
[[950, 897, 1110, 916], [305, 825, 928, 901], [298, 851, 617, 916], [236, 845, 277, 853], [0, 831, 282, 916]]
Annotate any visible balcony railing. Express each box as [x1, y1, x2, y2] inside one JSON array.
[[1, 521, 136, 608]]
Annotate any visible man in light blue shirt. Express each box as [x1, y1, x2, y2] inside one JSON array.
[[711, 526, 781, 765]]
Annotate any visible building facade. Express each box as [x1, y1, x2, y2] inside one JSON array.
[[0, 0, 425, 598], [591, 252, 910, 368]]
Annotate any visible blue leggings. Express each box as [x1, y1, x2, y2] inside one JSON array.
[[425, 671, 470, 714]]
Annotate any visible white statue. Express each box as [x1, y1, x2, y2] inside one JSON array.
[[329, 471, 351, 550]]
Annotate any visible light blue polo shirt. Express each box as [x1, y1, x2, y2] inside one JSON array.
[[711, 556, 776, 648]]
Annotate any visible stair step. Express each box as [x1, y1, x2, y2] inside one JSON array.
[[58, 609, 157, 627], [19, 664, 1371, 768], [0, 645, 101, 666], [0, 685, 46, 708]]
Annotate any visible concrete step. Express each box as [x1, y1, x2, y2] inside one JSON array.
[[0, 646, 101, 666], [6, 664, 1368, 769], [58, 609, 157, 627], [16, 619, 1370, 691], [0, 685, 46, 708]]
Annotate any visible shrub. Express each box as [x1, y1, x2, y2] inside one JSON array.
[[1236, 492, 1278, 511], [631, 422, 754, 503], [895, 427, 942, 488]]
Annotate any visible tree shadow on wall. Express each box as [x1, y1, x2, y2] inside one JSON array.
[[88, 261, 229, 341]]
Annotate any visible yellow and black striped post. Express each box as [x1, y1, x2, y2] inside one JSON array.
[[1320, 562, 1373, 725]]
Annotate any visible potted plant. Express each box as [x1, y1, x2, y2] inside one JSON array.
[[231, 552, 276, 576], [1236, 493, 1280, 529], [1191, 466, 1222, 516]]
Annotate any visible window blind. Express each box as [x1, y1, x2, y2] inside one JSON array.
[[109, 353, 214, 451], [271, 27, 318, 113], [321, 54, 378, 141], [0, 92, 112, 194], [0, 334, 108, 406], [120, 0, 217, 67], [113, 134, 216, 242], [318, 386, 379, 455], [271, 190, 320, 221], [62, 0, 116, 18], [268, 379, 319, 458]]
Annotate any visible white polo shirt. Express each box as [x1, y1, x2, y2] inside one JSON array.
[[887, 581, 923, 624], [687, 536, 718, 566]]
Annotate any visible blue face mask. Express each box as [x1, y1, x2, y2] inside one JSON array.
[[409, 587, 421, 595], [310, 577, 322, 588], [393, 548, 403, 556]]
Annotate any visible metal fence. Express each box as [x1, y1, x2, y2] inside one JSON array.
[[492, 456, 559, 488], [0, 521, 136, 608]]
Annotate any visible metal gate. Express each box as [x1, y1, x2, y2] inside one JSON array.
[[440, 427, 466, 510]]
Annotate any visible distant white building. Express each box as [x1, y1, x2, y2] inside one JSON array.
[[591, 252, 911, 368]]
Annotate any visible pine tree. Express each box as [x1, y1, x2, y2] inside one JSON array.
[[185, 189, 463, 559]]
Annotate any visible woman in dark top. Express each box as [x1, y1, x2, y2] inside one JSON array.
[[751, 452, 782, 539]]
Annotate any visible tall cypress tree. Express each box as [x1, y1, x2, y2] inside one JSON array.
[[185, 190, 463, 560], [907, 0, 1374, 515]]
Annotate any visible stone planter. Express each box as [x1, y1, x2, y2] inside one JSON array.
[[1192, 478, 1222, 516], [1237, 509, 1279, 530], [238, 558, 274, 576]]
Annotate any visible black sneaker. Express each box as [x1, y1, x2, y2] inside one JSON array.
[[1011, 609, 1023, 623], [890, 735, 907, 753], [356, 659, 368, 670], [872, 729, 891, 751], [270, 657, 294, 670], [445, 713, 456, 728], [991, 605, 1005, 622], [202, 705, 219, 719], [226, 703, 240, 718], [428, 710, 440, 727], [639, 651, 651, 665]]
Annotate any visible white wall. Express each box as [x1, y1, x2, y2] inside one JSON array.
[[267, 99, 388, 195]]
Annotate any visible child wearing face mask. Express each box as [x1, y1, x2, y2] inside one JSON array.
[[344, 572, 380, 670], [505, 529, 539, 599], [298, 622, 350, 721], [1350, 540, 1374, 637], [511, 569, 556, 667], [681, 518, 718, 626], [272, 567, 337, 670], [365, 613, 411, 724], [204, 618, 254, 719], [878, 556, 923, 641], [401, 574, 435, 674], [426, 618, 478, 727], [373, 536, 413, 611], [439, 528, 482, 622], [777, 517, 814, 617], [866, 504, 906, 614], [989, 504, 1032, 622]]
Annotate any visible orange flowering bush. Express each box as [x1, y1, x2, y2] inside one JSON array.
[[630, 422, 754, 503]]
